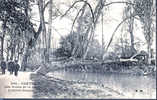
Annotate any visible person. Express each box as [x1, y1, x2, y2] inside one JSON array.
[[1, 58, 6, 75], [14, 60, 20, 76], [8, 59, 14, 75]]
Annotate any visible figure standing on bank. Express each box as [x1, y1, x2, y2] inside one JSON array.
[[1, 58, 6, 75], [8, 59, 14, 75], [14, 60, 20, 76]]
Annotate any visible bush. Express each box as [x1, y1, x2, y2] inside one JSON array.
[[55, 33, 103, 60]]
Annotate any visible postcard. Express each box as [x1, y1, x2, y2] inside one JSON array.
[[0, 0, 156, 99]]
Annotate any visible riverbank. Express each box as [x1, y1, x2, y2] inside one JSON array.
[[0, 69, 155, 98], [27, 56, 156, 76], [30, 70, 156, 99], [27, 58, 156, 98], [47, 59, 156, 76]]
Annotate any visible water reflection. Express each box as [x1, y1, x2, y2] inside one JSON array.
[[48, 70, 156, 98]]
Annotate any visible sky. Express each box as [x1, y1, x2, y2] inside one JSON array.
[[30, 0, 156, 52]]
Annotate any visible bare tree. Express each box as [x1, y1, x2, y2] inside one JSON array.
[[123, 1, 136, 57], [38, 0, 47, 49], [71, 3, 87, 58], [46, 0, 53, 62], [101, 12, 105, 60], [83, 0, 106, 59]]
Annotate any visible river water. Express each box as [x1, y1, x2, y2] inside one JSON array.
[[48, 70, 156, 99], [0, 70, 155, 98]]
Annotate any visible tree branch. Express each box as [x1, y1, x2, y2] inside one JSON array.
[[61, 0, 94, 23], [70, 4, 86, 35], [43, 1, 50, 13], [103, 13, 143, 58], [103, 1, 136, 7]]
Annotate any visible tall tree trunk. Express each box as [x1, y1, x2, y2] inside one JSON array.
[[21, 1, 44, 71], [128, 6, 136, 56], [6, 41, 9, 61], [101, 12, 105, 60], [10, 45, 14, 60], [71, 3, 87, 57], [38, 0, 47, 62], [147, 43, 151, 64], [47, 0, 53, 62], [1, 21, 6, 60], [83, 0, 106, 59], [38, 0, 47, 48], [21, 45, 29, 71], [120, 34, 125, 57], [10, 41, 16, 61], [1, 37, 4, 60], [129, 18, 136, 56], [17, 43, 20, 61]]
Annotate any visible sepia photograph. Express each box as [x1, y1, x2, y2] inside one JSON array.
[[0, 0, 156, 99]]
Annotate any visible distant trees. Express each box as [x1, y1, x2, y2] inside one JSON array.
[[113, 34, 143, 58], [55, 0, 155, 63], [58, 0, 106, 60], [122, 0, 155, 63], [0, 0, 155, 72], [102, 0, 155, 63], [134, 0, 155, 64]]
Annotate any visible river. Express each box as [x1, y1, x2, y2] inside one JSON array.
[[47, 69, 156, 99]]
